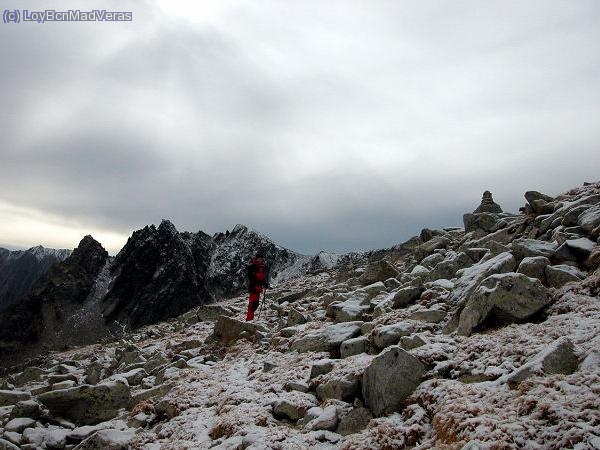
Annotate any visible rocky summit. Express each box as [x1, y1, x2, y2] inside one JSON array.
[[0, 181, 599, 449]]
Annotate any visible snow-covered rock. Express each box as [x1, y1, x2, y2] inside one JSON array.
[[38, 381, 131, 425], [291, 322, 362, 355], [457, 273, 550, 336], [545, 264, 587, 288]]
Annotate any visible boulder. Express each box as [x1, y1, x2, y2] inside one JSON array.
[[272, 393, 317, 421], [580, 350, 600, 370], [545, 265, 586, 288], [310, 360, 335, 379], [305, 405, 338, 431], [362, 346, 424, 417], [420, 253, 445, 269], [553, 238, 596, 264], [429, 251, 473, 281], [505, 337, 578, 387], [0, 439, 19, 450], [0, 390, 31, 407], [21, 427, 70, 449], [327, 299, 371, 323], [457, 273, 550, 336], [511, 239, 557, 261], [38, 381, 131, 425], [212, 315, 267, 342], [9, 400, 42, 420], [12, 367, 46, 386], [399, 335, 426, 350], [4, 417, 36, 433], [358, 281, 387, 298], [336, 406, 373, 436], [415, 236, 452, 259], [410, 309, 446, 323], [577, 205, 600, 232], [287, 308, 308, 326], [109, 368, 148, 386], [358, 260, 399, 286], [340, 336, 369, 358], [371, 323, 414, 349], [392, 286, 421, 308], [291, 322, 362, 356], [316, 373, 360, 402], [73, 429, 136, 450], [449, 252, 516, 305], [463, 213, 502, 233], [517, 256, 550, 282]]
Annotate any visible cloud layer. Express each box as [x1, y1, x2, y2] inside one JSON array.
[[1, 0, 599, 254]]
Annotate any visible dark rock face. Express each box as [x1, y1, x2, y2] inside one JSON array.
[[101, 220, 213, 329], [1, 221, 310, 365], [0, 246, 71, 312], [0, 236, 108, 360]]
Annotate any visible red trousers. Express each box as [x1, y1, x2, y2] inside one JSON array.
[[246, 290, 261, 321]]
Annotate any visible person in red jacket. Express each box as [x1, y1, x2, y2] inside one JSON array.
[[246, 253, 269, 321]]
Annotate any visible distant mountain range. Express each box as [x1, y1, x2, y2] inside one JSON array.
[[0, 245, 71, 312], [0, 220, 346, 365]]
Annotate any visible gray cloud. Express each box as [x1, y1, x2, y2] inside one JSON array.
[[1, 0, 599, 254]]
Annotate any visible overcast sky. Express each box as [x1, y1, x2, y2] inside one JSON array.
[[1, 0, 599, 255]]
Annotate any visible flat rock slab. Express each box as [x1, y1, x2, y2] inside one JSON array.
[[458, 272, 550, 336], [291, 322, 362, 356], [0, 390, 31, 407], [512, 239, 557, 261], [38, 381, 131, 425], [545, 264, 587, 288], [371, 323, 414, 349], [73, 429, 136, 450], [504, 337, 579, 387], [449, 252, 516, 305], [212, 315, 267, 342]]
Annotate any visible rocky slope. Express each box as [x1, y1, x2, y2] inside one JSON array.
[[0, 221, 313, 366], [0, 181, 599, 449], [0, 246, 71, 312]]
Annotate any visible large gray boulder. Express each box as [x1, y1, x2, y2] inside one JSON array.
[[327, 298, 371, 323], [449, 251, 516, 305], [545, 265, 586, 288], [362, 346, 424, 417], [457, 272, 551, 336], [340, 336, 369, 358], [371, 323, 414, 349], [336, 406, 373, 435], [392, 286, 421, 308], [504, 337, 579, 387], [578, 205, 600, 232], [358, 260, 399, 286], [511, 239, 557, 261], [517, 256, 550, 282], [316, 372, 360, 402], [272, 392, 318, 421], [0, 390, 31, 407], [428, 251, 473, 281], [553, 238, 596, 264], [38, 381, 131, 425], [73, 429, 136, 450], [0, 439, 19, 450], [212, 315, 267, 342], [291, 322, 362, 356]]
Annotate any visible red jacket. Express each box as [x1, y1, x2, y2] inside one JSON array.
[[247, 258, 268, 293]]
